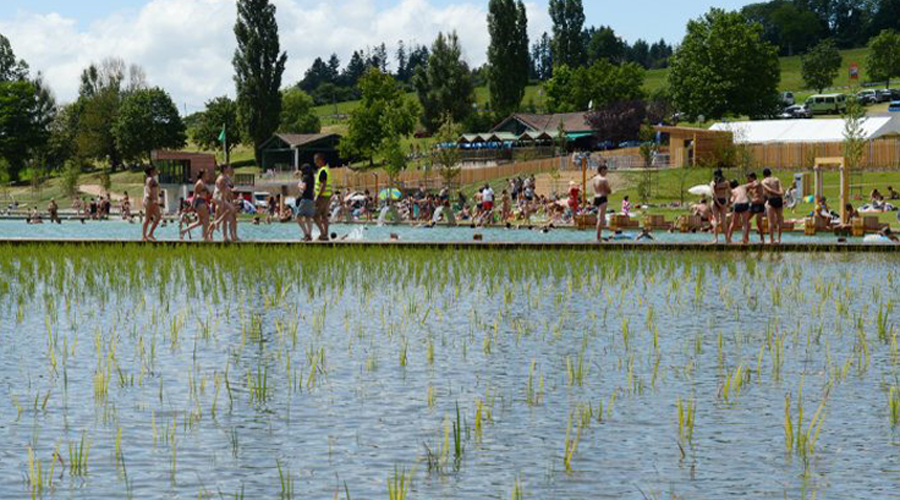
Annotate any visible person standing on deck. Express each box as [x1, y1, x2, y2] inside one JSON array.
[[592, 165, 612, 241], [48, 199, 60, 224], [710, 170, 732, 244], [728, 179, 751, 245], [181, 171, 211, 241], [142, 166, 161, 242], [747, 172, 766, 243], [210, 164, 238, 242], [313, 153, 333, 241], [762, 169, 785, 245], [296, 163, 316, 242]]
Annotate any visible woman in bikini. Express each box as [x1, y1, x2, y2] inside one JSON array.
[[181, 171, 212, 241], [710, 170, 732, 244], [142, 166, 161, 242], [729, 179, 752, 245]]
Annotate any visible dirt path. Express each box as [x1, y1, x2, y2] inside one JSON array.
[[78, 184, 127, 202]]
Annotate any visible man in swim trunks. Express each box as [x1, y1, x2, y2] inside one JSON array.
[[729, 179, 751, 245], [747, 172, 766, 243], [761, 168, 785, 245], [592, 165, 612, 241], [142, 166, 161, 242]]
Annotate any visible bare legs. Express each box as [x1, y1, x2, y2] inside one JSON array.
[[766, 206, 784, 244], [181, 205, 211, 242], [596, 204, 607, 241], [142, 203, 161, 242]]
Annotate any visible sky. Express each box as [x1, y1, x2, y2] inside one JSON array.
[[0, 0, 757, 112]]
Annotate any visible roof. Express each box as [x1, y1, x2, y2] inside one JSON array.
[[264, 133, 341, 149], [491, 112, 593, 134], [709, 117, 900, 144]]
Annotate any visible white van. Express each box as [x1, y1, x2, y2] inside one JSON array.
[[804, 94, 847, 115]]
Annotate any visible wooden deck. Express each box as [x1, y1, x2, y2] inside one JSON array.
[[0, 238, 896, 253]]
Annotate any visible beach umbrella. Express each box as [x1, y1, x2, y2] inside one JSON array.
[[688, 184, 714, 197], [379, 188, 402, 201]]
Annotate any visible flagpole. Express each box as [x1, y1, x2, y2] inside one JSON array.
[[223, 123, 230, 166]]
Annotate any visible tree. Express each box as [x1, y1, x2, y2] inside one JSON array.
[[549, 0, 586, 68], [668, 9, 781, 121], [233, 0, 288, 166], [0, 34, 28, 83], [586, 26, 626, 65], [342, 51, 368, 88], [431, 115, 462, 187], [413, 32, 474, 134], [339, 68, 419, 167], [74, 58, 147, 169], [587, 100, 664, 145], [628, 39, 651, 68], [867, 29, 900, 88], [545, 59, 645, 113], [280, 88, 321, 134], [801, 38, 842, 93], [113, 87, 186, 164], [488, 0, 530, 118], [531, 32, 554, 80], [192, 96, 240, 155], [299, 57, 334, 92], [0, 80, 41, 182]]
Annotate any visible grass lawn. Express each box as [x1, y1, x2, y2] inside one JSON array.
[[458, 166, 900, 229]]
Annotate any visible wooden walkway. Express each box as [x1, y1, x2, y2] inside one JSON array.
[[0, 238, 897, 253]]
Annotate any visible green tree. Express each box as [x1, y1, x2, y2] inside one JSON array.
[[431, 115, 462, 187], [0, 34, 29, 83], [549, 0, 586, 68], [192, 96, 240, 155], [586, 26, 626, 64], [280, 88, 321, 134], [73, 59, 147, 170], [545, 59, 645, 113], [233, 0, 288, 166], [113, 87, 186, 164], [0, 80, 41, 182], [801, 39, 842, 93], [487, 0, 530, 118], [867, 29, 900, 88], [414, 32, 474, 133], [340, 68, 419, 167], [668, 8, 781, 120]]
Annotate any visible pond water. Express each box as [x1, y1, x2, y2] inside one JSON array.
[[0, 246, 899, 499], [0, 219, 883, 245]]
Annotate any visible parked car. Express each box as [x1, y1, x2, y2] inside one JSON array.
[[252, 192, 270, 209], [876, 89, 894, 103], [857, 89, 878, 105], [889, 101, 900, 113], [890, 89, 900, 100], [780, 104, 812, 119], [805, 93, 847, 115], [781, 91, 795, 106]]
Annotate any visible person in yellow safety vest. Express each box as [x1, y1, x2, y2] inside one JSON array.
[[313, 153, 332, 242]]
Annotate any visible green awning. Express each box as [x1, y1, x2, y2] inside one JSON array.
[[566, 132, 594, 140]]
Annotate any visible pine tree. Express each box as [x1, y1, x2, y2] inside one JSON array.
[[414, 31, 475, 133], [233, 0, 288, 166]]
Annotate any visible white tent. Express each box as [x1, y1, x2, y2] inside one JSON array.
[[709, 116, 900, 144]]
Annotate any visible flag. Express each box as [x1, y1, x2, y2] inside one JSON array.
[[218, 125, 226, 143]]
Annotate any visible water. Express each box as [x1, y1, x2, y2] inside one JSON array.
[[0, 219, 880, 245], [0, 247, 898, 499]]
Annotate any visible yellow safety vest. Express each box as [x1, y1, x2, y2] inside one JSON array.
[[315, 165, 332, 198]]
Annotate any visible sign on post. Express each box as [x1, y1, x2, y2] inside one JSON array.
[[849, 63, 859, 81]]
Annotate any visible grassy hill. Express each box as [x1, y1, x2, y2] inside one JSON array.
[[315, 47, 875, 121]]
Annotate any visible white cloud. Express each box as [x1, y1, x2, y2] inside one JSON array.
[[0, 0, 551, 111]]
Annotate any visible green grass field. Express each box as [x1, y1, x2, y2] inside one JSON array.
[[315, 47, 877, 121]]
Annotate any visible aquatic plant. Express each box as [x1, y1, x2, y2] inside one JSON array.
[[68, 431, 91, 476], [387, 467, 409, 500], [677, 397, 696, 445]]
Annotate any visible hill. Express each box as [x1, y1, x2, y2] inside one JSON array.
[[314, 47, 874, 122]]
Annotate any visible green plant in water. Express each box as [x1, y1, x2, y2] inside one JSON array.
[[677, 397, 696, 445], [889, 386, 900, 428], [387, 466, 409, 500], [277, 460, 294, 500], [68, 431, 91, 476], [563, 412, 581, 474]]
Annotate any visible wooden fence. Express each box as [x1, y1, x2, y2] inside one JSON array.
[[744, 139, 900, 169], [331, 157, 568, 192]]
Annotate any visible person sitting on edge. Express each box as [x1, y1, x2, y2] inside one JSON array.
[[888, 186, 900, 200]]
